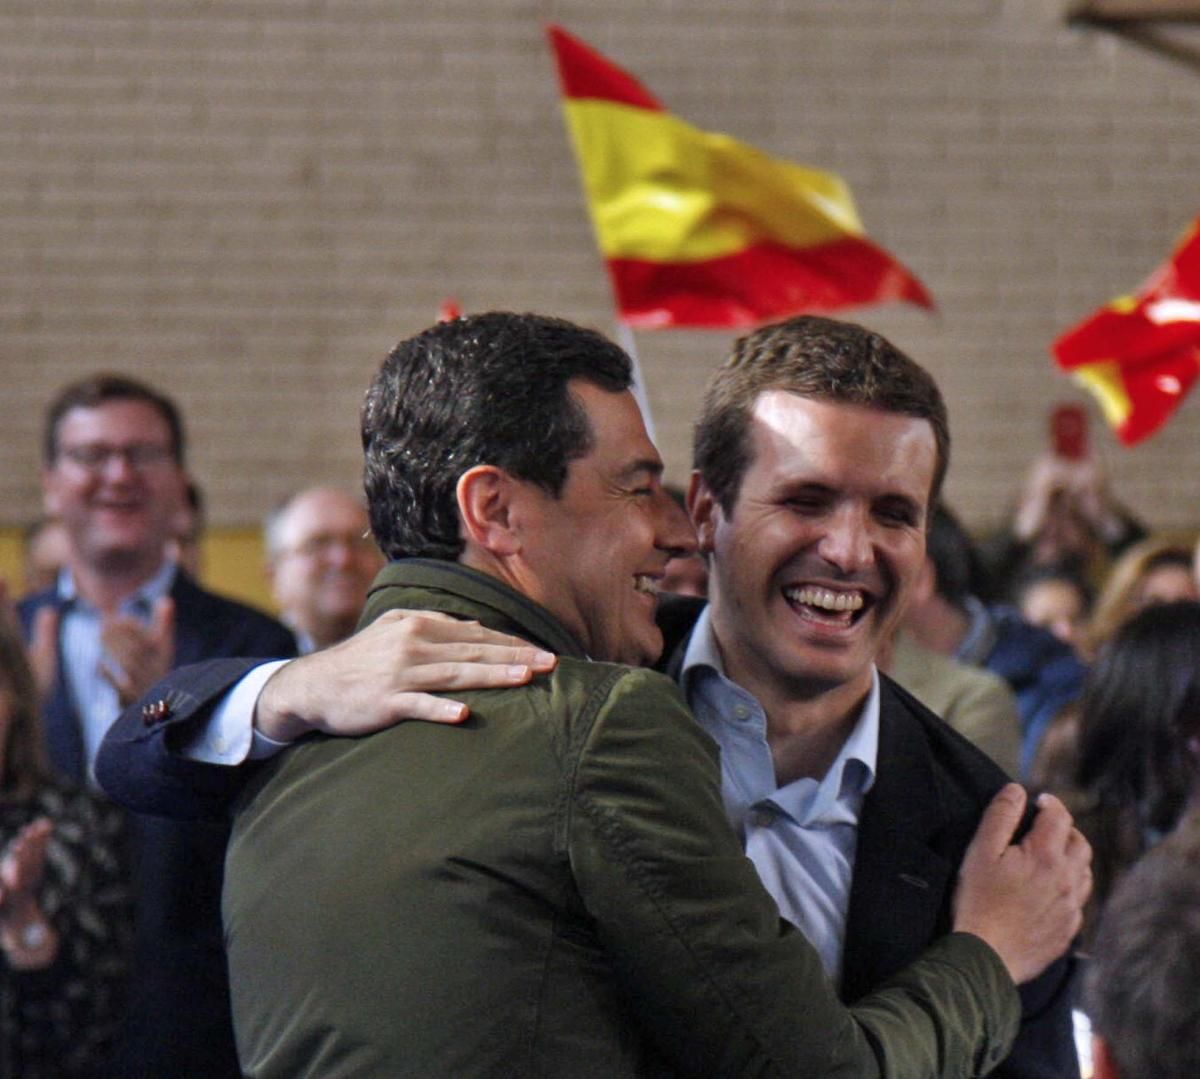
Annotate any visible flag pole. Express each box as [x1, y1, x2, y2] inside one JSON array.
[[614, 320, 657, 443]]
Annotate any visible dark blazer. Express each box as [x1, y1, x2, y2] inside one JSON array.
[[19, 569, 297, 1079], [659, 595, 1079, 1079]]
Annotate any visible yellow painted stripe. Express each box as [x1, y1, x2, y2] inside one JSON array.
[[1072, 361, 1132, 429], [563, 99, 863, 262]]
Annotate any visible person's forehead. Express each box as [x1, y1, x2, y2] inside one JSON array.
[[284, 491, 368, 540], [571, 381, 662, 473], [746, 391, 936, 478], [58, 398, 172, 443]]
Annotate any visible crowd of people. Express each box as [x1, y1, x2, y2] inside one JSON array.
[[0, 311, 1194, 1076]]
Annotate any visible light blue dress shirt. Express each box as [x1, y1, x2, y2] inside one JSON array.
[[680, 605, 879, 982], [58, 560, 177, 783]]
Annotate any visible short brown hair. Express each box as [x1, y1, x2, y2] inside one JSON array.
[[1085, 813, 1200, 1079], [693, 315, 949, 515], [44, 373, 186, 465]]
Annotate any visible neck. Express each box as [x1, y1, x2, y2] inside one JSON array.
[[68, 555, 167, 614], [763, 690, 867, 787], [905, 594, 970, 656], [711, 625, 871, 787]]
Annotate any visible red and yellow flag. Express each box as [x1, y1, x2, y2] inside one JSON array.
[[1053, 217, 1200, 445], [546, 25, 933, 329]]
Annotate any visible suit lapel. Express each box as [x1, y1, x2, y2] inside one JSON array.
[[840, 681, 956, 1002]]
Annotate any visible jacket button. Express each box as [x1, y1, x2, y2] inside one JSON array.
[[141, 699, 172, 726]]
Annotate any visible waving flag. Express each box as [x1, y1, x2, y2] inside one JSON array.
[[547, 25, 933, 329], [1053, 217, 1200, 445]]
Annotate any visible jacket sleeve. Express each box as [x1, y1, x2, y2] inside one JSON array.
[[567, 667, 1020, 1079], [95, 658, 272, 820], [993, 954, 1081, 1079]]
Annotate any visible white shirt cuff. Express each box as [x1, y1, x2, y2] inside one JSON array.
[[181, 660, 292, 764]]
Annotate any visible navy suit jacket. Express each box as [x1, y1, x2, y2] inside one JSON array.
[[20, 569, 297, 1079], [659, 595, 1078, 1079]]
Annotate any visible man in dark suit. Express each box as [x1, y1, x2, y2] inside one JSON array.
[[654, 317, 1076, 1077], [18, 373, 296, 1077]]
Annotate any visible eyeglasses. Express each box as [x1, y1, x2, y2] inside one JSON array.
[[281, 532, 379, 560], [57, 443, 175, 473]]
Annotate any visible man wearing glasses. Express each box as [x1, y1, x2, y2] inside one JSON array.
[[18, 374, 297, 1077], [263, 486, 384, 654]]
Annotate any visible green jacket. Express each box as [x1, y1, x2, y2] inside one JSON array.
[[224, 560, 1018, 1078]]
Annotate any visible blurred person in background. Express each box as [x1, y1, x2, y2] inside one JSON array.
[[1083, 812, 1200, 1079], [904, 505, 1086, 777], [20, 518, 71, 598], [1085, 534, 1197, 656], [0, 614, 130, 1078], [883, 629, 1023, 778], [263, 486, 384, 653], [1011, 563, 1093, 658], [1063, 601, 1200, 931], [978, 451, 1145, 601], [17, 373, 297, 1077]]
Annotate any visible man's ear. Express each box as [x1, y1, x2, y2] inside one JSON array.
[[456, 465, 521, 556], [687, 471, 721, 555]]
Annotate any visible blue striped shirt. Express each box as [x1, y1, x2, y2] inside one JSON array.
[[58, 560, 177, 785]]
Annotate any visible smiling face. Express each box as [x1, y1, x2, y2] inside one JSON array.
[[42, 399, 185, 580], [268, 488, 384, 648], [514, 381, 697, 667], [1020, 578, 1088, 651], [692, 392, 936, 708]]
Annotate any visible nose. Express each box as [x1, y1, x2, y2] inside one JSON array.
[[98, 449, 139, 484], [816, 503, 874, 574], [656, 492, 698, 560], [323, 539, 355, 567]]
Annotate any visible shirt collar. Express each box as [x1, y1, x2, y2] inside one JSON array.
[[955, 594, 994, 666], [56, 560, 177, 615], [680, 604, 879, 811]]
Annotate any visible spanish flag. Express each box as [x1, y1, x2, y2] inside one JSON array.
[[547, 25, 933, 329], [1053, 217, 1200, 445]]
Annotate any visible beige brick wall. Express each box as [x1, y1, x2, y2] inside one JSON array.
[[4, 0, 1200, 538]]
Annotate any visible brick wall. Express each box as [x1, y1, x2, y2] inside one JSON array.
[[3, 0, 1199, 535]]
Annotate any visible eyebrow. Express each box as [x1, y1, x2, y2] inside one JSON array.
[[616, 458, 664, 483]]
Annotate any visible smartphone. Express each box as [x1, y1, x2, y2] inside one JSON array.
[[1050, 404, 1088, 460]]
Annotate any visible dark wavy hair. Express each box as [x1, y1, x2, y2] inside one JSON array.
[[1076, 600, 1200, 837], [361, 312, 632, 560], [693, 315, 949, 515]]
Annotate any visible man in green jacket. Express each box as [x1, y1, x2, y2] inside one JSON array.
[[132, 313, 1088, 1077]]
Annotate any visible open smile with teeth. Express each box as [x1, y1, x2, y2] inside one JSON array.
[[783, 585, 869, 625], [633, 575, 660, 596]]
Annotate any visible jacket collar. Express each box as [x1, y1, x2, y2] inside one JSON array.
[[361, 559, 588, 660]]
